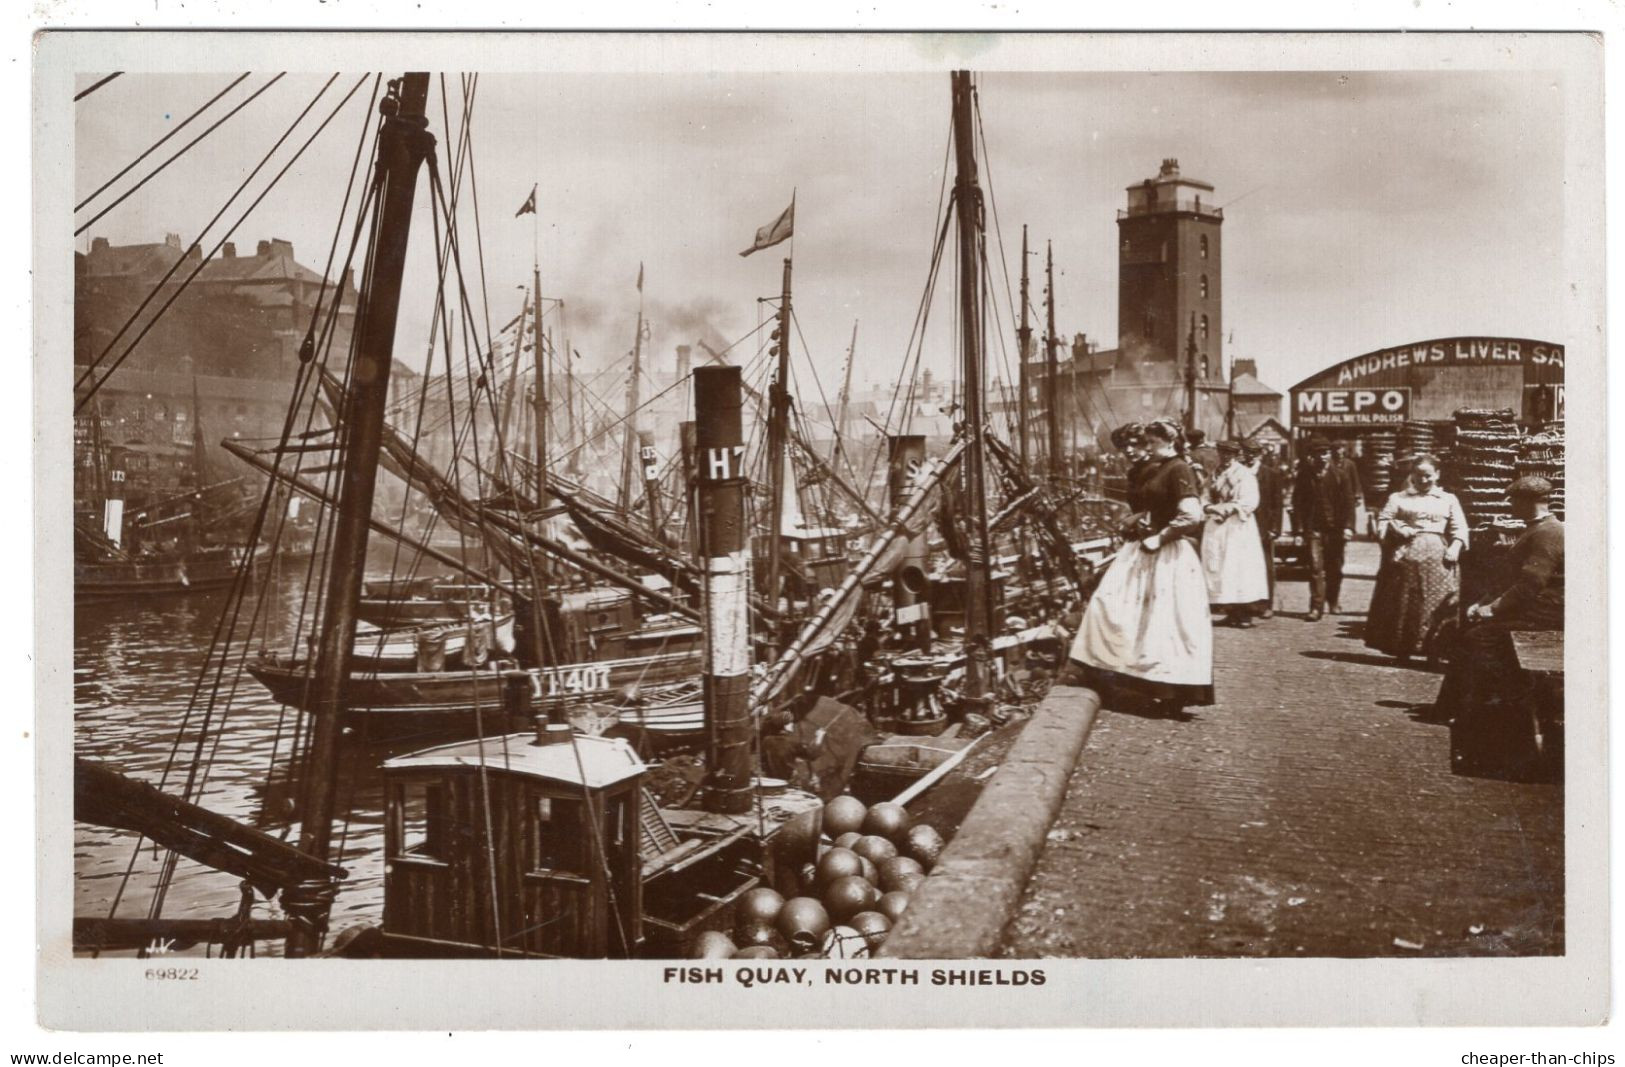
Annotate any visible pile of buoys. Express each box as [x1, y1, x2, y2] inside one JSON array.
[[688, 795, 948, 961]]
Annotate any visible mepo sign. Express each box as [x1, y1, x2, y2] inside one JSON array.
[[1294, 386, 1411, 427]]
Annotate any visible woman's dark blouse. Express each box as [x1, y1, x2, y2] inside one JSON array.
[[1137, 455, 1201, 528]]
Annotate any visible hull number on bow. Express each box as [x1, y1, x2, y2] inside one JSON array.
[[532, 664, 613, 698]]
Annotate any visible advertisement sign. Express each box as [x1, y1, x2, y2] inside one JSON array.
[[1294, 387, 1411, 427]]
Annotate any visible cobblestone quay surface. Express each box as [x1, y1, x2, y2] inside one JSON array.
[[1002, 542, 1563, 958]]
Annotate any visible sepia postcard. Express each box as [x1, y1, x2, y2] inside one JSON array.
[[33, 29, 1607, 1030]]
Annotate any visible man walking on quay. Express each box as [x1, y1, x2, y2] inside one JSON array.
[[1292, 438, 1358, 621], [1247, 443, 1284, 618]]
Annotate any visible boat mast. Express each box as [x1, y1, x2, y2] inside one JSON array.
[[617, 270, 645, 512], [831, 319, 857, 469], [951, 70, 992, 704], [1045, 240, 1061, 485], [531, 264, 548, 508], [498, 288, 529, 454], [286, 73, 433, 958], [1017, 225, 1031, 470], [694, 365, 752, 816], [763, 256, 794, 629]]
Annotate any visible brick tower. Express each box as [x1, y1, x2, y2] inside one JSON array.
[[1116, 158, 1223, 382]]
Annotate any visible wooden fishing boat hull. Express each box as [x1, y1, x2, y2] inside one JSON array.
[[351, 615, 516, 671], [247, 647, 703, 720], [74, 550, 248, 602]]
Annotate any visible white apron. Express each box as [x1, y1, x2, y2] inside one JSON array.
[[1069, 535, 1214, 686], [1201, 463, 1270, 606]]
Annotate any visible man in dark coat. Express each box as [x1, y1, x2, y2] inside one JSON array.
[[1291, 438, 1358, 620], [1246, 443, 1284, 617], [1437, 476, 1564, 720], [1187, 428, 1221, 495]]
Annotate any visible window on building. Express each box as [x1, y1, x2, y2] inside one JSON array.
[[1201, 354, 1210, 378], [1200, 314, 1209, 342], [1199, 235, 1209, 259], [1121, 236, 1130, 255], [1200, 274, 1209, 299]]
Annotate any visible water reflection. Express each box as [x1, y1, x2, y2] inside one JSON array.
[[73, 570, 462, 957]]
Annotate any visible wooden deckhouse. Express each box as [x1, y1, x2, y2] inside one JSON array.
[[381, 728, 645, 958]]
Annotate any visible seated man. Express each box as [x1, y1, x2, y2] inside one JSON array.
[[1436, 476, 1564, 748]]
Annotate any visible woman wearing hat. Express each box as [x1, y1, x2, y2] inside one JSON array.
[[1201, 440, 1270, 627], [1069, 418, 1214, 713], [1365, 453, 1468, 662]]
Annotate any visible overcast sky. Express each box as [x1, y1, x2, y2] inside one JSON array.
[[74, 69, 1568, 411]]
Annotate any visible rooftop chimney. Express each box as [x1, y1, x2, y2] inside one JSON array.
[[1231, 358, 1258, 381], [256, 240, 272, 257], [271, 238, 294, 258], [223, 242, 236, 258], [91, 237, 110, 255], [1160, 158, 1180, 177], [164, 233, 182, 249]]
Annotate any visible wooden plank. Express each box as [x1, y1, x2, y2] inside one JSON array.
[[1511, 630, 1564, 676], [74, 916, 293, 953], [74, 758, 345, 897]]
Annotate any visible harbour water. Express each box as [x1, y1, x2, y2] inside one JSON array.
[[72, 573, 464, 956]]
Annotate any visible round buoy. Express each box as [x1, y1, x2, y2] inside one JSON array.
[[833, 831, 864, 851], [904, 823, 946, 869], [777, 897, 832, 953], [823, 874, 881, 922], [877, 855, 925, 893], [848, 910, 892, 951], [853, 834, 899, 866], [820, 924, 869, 959], [823, 795, 868, 839], [690, 930, 736, 959], [878, 891, 911, 924], [733, 945, 780, 959], [736, 887, 786, 928], [814, 847, 864, 892], [862, 801, 913, 841]]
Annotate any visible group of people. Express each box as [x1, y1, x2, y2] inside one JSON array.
[[1063, 420, 1566, 727]]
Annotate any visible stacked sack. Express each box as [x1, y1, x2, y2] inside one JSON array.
[[1397, 420, 1437, 466], [688, 795, 946, 961], [1517, 429, 1565, 520], [1442, 408, 1521, 528], [1359, 429, 1399, 506]]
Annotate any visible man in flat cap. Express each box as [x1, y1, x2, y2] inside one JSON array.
[[1291, 438, 1359, 621], [1436, 476, 1565, 765]]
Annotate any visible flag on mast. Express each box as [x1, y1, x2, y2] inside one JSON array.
[[739, 198, 795, 257], [515, 184, 537, 217]]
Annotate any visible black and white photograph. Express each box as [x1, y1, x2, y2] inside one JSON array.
[[31, 29, 1607, 1032]]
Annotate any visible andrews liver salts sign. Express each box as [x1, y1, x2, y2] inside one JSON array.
[[1295, 387, 1411, 427]]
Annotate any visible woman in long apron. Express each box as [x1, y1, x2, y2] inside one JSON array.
[[1364, 454, 1468, 662], [1202, 441, 1271, 627], [1070, 418, 1215, 712]]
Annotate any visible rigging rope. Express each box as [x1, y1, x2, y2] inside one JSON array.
[[76, 73, 252, 213], [76, 72, 288, 237], [76, 73, 367, 411]]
